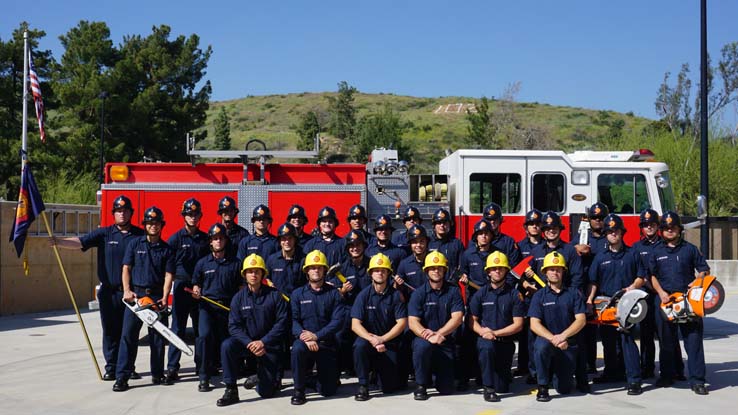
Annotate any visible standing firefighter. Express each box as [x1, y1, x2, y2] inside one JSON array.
[[53, 195, 144, 381], [238, 204, 278, 261], [216, 252, 289, 406], [217, 196, 249, 258], [290, 250, 348, 405], [408, 251, 464, 400], [164, 198, 209, 385], [351, 253, 408, 401], [190, 223, 243, 392], [114, 206, 175, 392]]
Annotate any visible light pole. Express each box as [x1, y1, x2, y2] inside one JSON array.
[[699, 0, 709, 257], [99, 91, 109, 184]]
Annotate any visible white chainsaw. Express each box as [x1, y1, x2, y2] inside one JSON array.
[[123, 297, 193, 356]]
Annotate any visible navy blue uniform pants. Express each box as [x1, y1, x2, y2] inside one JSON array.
[[221, 337, 281, 398], [97, 285, 125, 374], [654, 298, 706, 385], [167, 280, 199, 373], [353, 338, 402, 392], [477, 338, 515, 392], [601, 325, 642, 383], [116, 292, 166, 380], [291, 340, 339, 396], [517, 319, 530, 373], [196, 302, 229, 381], [534, 336, 577, 394], [412, 337, 455, 395]]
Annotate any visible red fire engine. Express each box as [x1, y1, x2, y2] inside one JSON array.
[[99, 138, 675, 245]]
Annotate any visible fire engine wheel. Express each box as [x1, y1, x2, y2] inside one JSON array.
[[704, 280, 725, 315]]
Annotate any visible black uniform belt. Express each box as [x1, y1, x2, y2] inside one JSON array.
[[133, 286, 163, 296]]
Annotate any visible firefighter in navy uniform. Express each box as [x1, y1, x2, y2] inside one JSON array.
[[392, 205, 423, 253], [347, 204, 374, 245], [53, 195, 144, 381], [408, 251, 465, 400], [190, 224, 243, 392], [290, 250, 348, 405], [366, 214, 406, 271], [586, 214, 646, 395], [474, 203, 521, 267], [469, 251, 525, 402], [514, 208, 542, 378], [351, 253, 408, 401], [217, 196, 249, 258], [164, 198, 209, 385], [528, 251, 587, 402], [632, 208, 685, 380], [303, 206, 346, 266], [648, 211, 710, 395], [286, 204, 312, 247], [395, 224, 430, 292], [525, 211, 586, 390], [237, 204, 278, 261], [114, 206, 175, 392], [216, 253, 290, 406], [266, 223, 306, 296], [428, 208, 465, 277]]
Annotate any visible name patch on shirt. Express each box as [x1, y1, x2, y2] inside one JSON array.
[[425, 302, 437, 306], [482, 302, 495, 306], [300, 300, 312, 304], [204, 270, 215, 274], [241, 305, 252, 310], [542, 302, 556, 306], [137, 250, 147, 254], [108, 241, 119, 246]]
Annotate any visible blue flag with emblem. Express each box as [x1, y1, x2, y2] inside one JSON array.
[[9, 163, 46, 261]]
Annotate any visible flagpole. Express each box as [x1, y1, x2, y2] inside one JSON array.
[[42, 212, 104, 381], [22, 31, 28, 163]]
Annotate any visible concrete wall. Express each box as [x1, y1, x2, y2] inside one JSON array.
[[0, 201, 99, 316], [683, 216, 738, 260]]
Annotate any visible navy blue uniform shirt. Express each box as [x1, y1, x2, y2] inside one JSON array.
[[528, 241, 584, 290], [291, 283, 347, 342], [192, 254, 242, 302], [396, 255, 427, 289], [266, 248, 305, 295], [303, 234, 346, 266], [469, 283, 525, 330], [391, 229, 411, 254], [589, 245, 645, 296], [329, 256, 371, 305], [429, 234, 465, 275], [122, 236, 176, 289], [572, 230, 608, 276], [80, 224, 144, 287], [167, 227, 209, 281], [528, 285, 586, 338], [647, 239, 710, 294], [365, 240, 406, 272], [237, 232, 278, 262], [517, 236, 541, 259], [408, 281, 464, 338], [225, 223, 250, 258], [351, 284, 407, 341], [228, 285, 289, 349], [460, 247, 493, 288]]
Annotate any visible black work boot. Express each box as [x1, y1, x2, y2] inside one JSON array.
[[112, 379, 129, 392], [413, 385, 428, 401], [627, 383, 643, 395], [536, 385, 551, 402], [483, 386, 500, 402], [291, 389, 307, 405], [216, 385, 239, 406], [163, 371, 178, 385], [355, 384, 370, 401], [198, 379, 213, 392]]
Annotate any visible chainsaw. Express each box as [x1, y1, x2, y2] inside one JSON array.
[[660, 275, 725, 323], [589, 289, 649, 332], [123, 296, 193, 356]]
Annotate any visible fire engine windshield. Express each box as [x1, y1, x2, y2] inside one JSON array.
[[656, 171, 676, 212]]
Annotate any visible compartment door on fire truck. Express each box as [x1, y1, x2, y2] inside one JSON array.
[[462, 155, 525, 229]]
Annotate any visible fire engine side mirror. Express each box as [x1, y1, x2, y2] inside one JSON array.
[[696, 195, 707, 221]]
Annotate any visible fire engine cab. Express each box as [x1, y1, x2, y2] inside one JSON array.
[[99, 138, 674, 246]]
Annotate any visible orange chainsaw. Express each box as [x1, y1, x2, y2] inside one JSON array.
[[660, 275, 725, 323], [589, 289, 649, 332]]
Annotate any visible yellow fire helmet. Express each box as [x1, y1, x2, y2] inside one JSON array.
[[485, 251, 511, 271], [423, 250, 448, 271], [242, 253, 268, 276], [303, 250, 329, 271], [368, 253, 393, 273], [541, 251, 567, 272]]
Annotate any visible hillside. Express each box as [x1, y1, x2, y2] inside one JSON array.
[[196, 92, 652, 172]]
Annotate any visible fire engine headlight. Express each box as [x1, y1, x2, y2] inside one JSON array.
[[109, 165, 130, 182], [373, 160, 385, 174], [656, 175, 669, 188], [571, 170, 589, 185], [385, 160, 398, 174], [398, 160, 409, 173]]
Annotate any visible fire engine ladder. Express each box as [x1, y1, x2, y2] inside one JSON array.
[[185, 133, 321, 184]]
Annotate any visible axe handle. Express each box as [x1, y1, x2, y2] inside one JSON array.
[[184, 287, 231, 311], [264, 279, 291, 302]]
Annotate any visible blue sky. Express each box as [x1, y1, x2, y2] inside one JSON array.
[[4, 0, 737, 125]]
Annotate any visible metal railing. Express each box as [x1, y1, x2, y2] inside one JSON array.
[[28, 204, 100, 236]]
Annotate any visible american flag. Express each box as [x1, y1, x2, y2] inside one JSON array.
[[28, 52, 46, 143]]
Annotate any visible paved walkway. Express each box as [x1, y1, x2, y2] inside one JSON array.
[[2, 289, 737, 415]]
